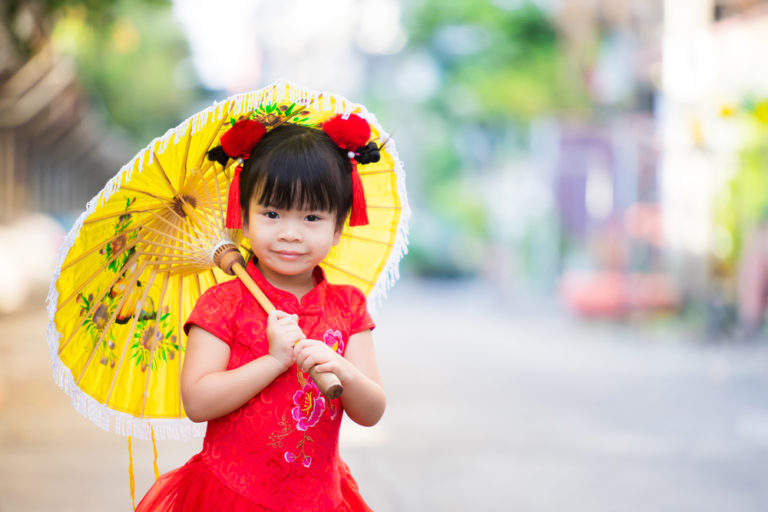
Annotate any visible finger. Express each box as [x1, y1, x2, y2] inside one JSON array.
[[278, 317, 302, 331], [294, 338, 311, 350], [274, 313, 296, 325], [295, 350, 307, 369], [294, 344, 315, 366], [312, 362, 334, 374], [302, 349, 334, 373], [294, 338, 316, 352]]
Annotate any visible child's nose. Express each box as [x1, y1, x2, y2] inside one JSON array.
[[278, 224, 302, 242]]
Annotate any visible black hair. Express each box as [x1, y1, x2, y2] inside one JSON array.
[[239, 124, 353, 228]]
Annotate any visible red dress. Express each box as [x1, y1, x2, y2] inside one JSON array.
[[136, 261, 375, 512]]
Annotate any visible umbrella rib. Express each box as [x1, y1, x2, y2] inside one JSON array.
[[137, 224, 210, 269], [60, 226, 141, 272], [187, 168, 220, 225], [321, 261, 376, 286], [365, 205, 402, 210], [119, 185, 174, 202], [152, 150, 181, 197], [146, 206, 215, 250], [134, 251, 204, 265], [193, 107, 233, 170], [140, 224, 198, 250], [358, 168, 394, 176], [138, 237, 199, 255], [340, 232, 395, 247], [58, 253, 140, 355], [163, 195, 220, 244], [139, 221, 198, 254], [82, 206, 168, 225], [189, 103, 235, 218], [199, 159, 219, 183], [197, 166, 226, 224], [176, 276, 185, 418], [196, 203, 225, 221], [209, 268, 220, 286], [179, 129, 193, 192], [155, 264, 216, 275], [214, 176, 227, 221], [57, 239, 140, 311], [134, 251, 193, 261], [140, 272, 171, 418], [106, 269, 158, 408], [74, 264, 145, 384]]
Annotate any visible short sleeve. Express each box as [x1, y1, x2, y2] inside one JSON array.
[[348, 286, 376, 335], [184, 285, 236, 346]]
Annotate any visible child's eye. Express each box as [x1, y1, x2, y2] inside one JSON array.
[[264, 211, 279, 219], [305, 214, 321, 222]]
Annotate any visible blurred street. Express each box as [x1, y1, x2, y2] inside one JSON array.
[[3, 277, 768, 511]]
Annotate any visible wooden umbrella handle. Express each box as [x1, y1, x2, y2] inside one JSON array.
[[216, 248, 343, 400]]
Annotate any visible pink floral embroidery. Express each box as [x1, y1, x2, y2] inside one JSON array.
[[291, 383, 326, 431], [284, 449, 312, 468], [284, 434, 314, 468], [323, 329, 344, 353], [282, 327, 345, 468]]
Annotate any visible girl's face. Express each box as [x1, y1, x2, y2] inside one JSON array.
[[243, 198, 341, 283]]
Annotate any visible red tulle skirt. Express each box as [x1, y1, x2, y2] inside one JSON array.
[[135, 454, 372, 512]]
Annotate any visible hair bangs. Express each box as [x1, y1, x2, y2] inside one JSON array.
[[240, 124, 353, 227]]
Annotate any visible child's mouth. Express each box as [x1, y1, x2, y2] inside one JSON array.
[[274, 250, 304, 260]]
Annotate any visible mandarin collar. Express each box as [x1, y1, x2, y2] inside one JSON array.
[[245, 258, 326, 314]]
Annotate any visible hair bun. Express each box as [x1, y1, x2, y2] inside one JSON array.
[[206, 146, 230, 167], [355, 141, 381, 165]]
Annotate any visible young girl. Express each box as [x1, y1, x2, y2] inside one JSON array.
[[135, 115, 386, 511]]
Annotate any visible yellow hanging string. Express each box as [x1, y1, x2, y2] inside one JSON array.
[[150, 424, 160, 480], [128, 436, 136, 510]]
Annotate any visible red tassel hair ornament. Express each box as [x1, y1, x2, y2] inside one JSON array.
[[225, 164, 244, 229], [219, 119, 266, 229], [322, 114, 372, 226]]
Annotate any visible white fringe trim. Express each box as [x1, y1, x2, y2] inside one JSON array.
[[46, 78, 409, 438]]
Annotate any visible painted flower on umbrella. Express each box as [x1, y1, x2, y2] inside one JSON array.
[[323, 329, 344, 354], [291, 382, 326, 431], [131, 308, 179, 372], [100, 197, 138, 274], [76, 290, 117, 367]]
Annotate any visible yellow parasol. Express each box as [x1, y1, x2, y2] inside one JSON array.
[[46, 79, 409, 440]]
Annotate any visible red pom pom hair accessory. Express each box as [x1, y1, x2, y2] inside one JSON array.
[[207, 119, 267, 229], [322, 113, 380, 226]]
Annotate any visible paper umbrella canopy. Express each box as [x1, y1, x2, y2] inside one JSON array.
[[46, 79, 409, 440]]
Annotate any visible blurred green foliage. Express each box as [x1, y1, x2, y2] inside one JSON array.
[[3, 0, 203, 148], [407, 0, 587, 123], [49, 0, 204, 147], [391, 0, 588, 276]]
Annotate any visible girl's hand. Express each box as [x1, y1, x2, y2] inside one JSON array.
[[294, 339, 352, 381], [266, 310, 302, 370]]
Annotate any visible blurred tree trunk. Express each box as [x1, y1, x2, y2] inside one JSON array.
[[0, 2, 128, 224]]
